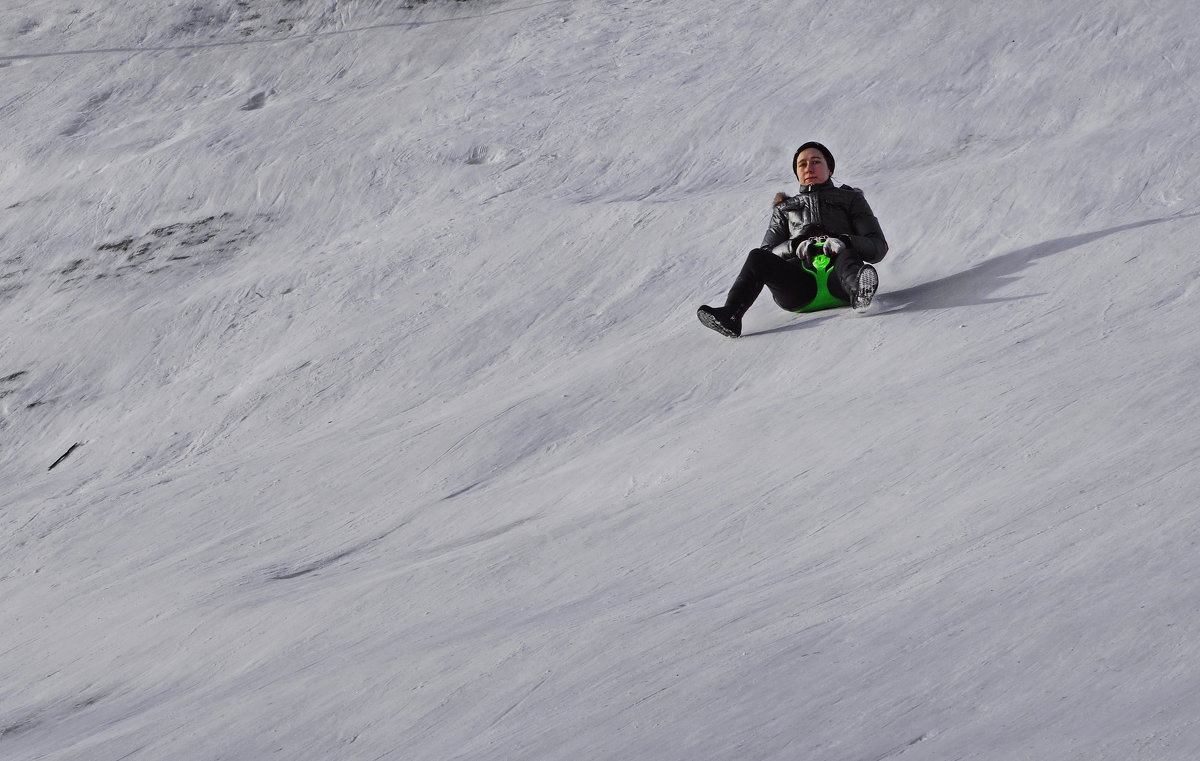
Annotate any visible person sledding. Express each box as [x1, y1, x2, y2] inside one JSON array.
[[697, 141, 889, 338]]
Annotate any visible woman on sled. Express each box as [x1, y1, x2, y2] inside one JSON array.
[[698, 141, 888, 338]]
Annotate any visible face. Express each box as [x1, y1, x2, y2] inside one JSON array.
[[794, 148, 830, 185]]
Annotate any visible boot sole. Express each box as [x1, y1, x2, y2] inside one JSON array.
[[852, 266, 878, 312], [697, 307, 740, 338]]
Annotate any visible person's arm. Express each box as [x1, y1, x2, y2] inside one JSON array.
[[760, 202, 790, 253], [842, 191, 888, 264]]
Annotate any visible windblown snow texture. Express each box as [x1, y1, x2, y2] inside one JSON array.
[[3, 1, 1200, 760]]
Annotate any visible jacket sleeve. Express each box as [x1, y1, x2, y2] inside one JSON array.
[[760, 205, 790, 252], [843, 192, 888, 264]]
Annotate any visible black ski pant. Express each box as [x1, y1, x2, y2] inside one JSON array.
[[723, 247, 864, 314]]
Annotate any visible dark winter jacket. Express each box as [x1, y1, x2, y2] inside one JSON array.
[[761, 180, 888, 264]]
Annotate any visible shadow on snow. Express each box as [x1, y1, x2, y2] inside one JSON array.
[[877, 211, 1200, 315]]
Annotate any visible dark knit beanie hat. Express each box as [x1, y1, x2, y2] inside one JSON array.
[[793, 141, 835, 179]]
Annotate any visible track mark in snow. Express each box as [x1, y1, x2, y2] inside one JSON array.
[[443, 480, 485, 500], [47, 442, 82, 471], [0, 370, 27, 398], [464, 145, 514, 166], [0, 689, 111, 742], [869, 732, 932, 760], [269, 513, 538, 581], [269, 524, 408, 581], [60, 91, 112, 137], [271, 546, 365, 580], [0, 716, 36, 739], [421, 516, 541, 559], [0, 256, 25, 301], [240, 91, 269, 111], [487, 674, 550, 729], [0, 1, 569, 62], [67, 212, 266, 288]]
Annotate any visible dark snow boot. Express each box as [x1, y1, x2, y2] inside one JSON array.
[[697, 305, 742, 338], [851, 264, 878, 312]]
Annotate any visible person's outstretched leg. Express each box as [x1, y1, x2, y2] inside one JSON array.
[[696, 304, 743, 337], [699, 249, 816, 337]]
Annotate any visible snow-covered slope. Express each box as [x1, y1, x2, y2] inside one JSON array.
[[3, 1, 1200, 759]]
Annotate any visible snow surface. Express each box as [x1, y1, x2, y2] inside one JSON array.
[[3, 0, 1200, 759]]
